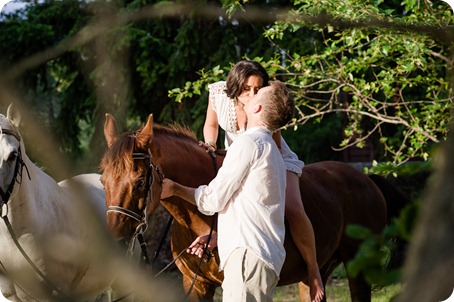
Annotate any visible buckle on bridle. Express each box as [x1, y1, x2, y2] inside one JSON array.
[[0, 203, 8, 218]]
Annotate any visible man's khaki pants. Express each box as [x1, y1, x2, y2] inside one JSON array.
[[222, 247, 279, 302]]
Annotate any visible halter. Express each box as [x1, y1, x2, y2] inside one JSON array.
[[0, 128, 28, 206], [106, 148, 164, 263]]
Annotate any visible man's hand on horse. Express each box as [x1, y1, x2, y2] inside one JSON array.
[[160, 178, 175, 200]]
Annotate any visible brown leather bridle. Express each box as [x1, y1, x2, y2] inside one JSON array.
[[106, 148, 164, 264]]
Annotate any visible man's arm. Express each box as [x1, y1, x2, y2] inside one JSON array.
[[161, 178, 196, 205], [162, 135, 253, 215]]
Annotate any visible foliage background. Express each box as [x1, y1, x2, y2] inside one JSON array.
[[2, 0, 452, 174], [1, 0, 453, 299]]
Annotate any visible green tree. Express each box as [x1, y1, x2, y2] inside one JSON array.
[[167, 1, 454, 291], [0, 0, 279, 171], [173, 0, 454, 166]]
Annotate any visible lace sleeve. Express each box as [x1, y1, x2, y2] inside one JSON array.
[[208, 81, 227, 113], [281, 138, 305, 176]]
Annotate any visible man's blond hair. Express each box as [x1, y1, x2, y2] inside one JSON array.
[[259, 81, 294, 131]]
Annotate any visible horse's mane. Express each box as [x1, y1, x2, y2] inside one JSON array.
[[0, 114, 14, 131], [100, 122, 198, 180], [154, 122, 198, 142]]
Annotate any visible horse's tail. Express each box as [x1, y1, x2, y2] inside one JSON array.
[[368, 174, 411, 270], [368, 174, 411, 224]]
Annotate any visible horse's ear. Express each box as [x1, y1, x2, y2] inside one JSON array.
[[6, 103, 21, 127], [137, 114, 153, 147], [104, 113, 118, 148]]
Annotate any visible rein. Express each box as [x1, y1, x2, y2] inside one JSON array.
[[153, 149, 219, 267], [0, 128, 73, 301], [155, 148, 219, 300]]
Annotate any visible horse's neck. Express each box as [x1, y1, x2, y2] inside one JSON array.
[[154, 136, 220, 186], [0, 142, 113, 297], [155, 136, 223, 235], [9, 153, 70, 231]]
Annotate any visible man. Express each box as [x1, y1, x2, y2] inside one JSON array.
[[160, 81, 294, 301]]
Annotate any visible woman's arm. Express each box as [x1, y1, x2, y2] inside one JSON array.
[[202, 97, 219, 151], [273, 130, 282, 150]]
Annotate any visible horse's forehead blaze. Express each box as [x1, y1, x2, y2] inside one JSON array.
[[0, 119, 20, 194], [0, 117, 13, 130], [0, 133, 19, 180], [0, 150, 14, 190], [0, 140, 15, 160]]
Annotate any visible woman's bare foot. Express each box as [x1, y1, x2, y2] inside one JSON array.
[[309, 269, 324, 302]]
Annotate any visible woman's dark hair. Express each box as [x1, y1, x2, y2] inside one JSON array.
[[225, 60, 270, 99]]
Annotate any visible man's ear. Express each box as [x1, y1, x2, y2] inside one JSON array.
[[253, 103, 262, 114]]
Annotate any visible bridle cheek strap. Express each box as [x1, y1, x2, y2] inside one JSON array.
[[0, 128, 31, 205], [0, 146, 30, 207]]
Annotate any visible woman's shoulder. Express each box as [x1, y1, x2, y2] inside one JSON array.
[[208, 81, 227, 94]]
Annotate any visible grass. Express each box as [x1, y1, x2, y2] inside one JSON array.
[[211, 274, 401, 302], [159, 266, 402, 301], [213, 279, 401, 301]]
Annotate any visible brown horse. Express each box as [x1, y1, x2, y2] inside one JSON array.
[[100, 113, 408, 302]]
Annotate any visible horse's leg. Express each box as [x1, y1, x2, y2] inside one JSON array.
[[339, 243, 371, 302], [0, 278, 21, 302], [183, 275, 216, 302], [346, 273, 371, 302]]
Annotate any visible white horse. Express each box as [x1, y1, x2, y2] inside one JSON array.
[[0, 104, 116, 302]]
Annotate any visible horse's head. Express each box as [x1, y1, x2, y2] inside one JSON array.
[[100, 113, 163, 247], [0, 104, 24, 203]]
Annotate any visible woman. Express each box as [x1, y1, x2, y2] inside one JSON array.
[[193, 60, 324, 302]]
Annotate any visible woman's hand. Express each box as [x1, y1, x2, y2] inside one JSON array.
[[199, 141, 216, 153], [187, 232, 218, 258]]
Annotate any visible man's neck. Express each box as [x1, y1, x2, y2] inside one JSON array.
[[246, 119, 266, 130]]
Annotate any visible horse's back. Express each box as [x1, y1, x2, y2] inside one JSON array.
[[302, 161, 386, 232], [59, 173, 106, 219]]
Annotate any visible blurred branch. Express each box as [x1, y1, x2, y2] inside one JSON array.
[[1, 2, 453, 85]]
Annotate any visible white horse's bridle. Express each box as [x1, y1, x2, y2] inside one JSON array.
[[0, 128, 27, 206]]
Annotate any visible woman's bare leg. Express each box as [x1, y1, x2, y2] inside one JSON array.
[[286, 171, 324, 302]]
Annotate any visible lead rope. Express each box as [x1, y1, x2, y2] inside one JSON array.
[[152, 216, 174, 264], [184, 148, 219, 298], [153, 214, 217, 278], [1, 216, 74, 301], [184, 213, 217, 298], [151, 148, 220, 300]]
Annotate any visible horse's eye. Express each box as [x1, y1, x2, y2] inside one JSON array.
[[135, 179, 145, 189], [7, 151, 18, 162]]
